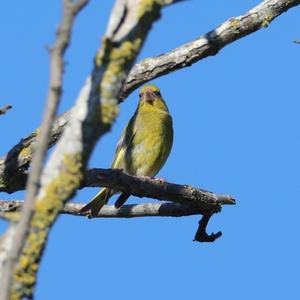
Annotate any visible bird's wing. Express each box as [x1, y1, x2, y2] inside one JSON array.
[[111, 114, 137, 169]]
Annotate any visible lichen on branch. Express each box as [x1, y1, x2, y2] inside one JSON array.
[[5, 1, 178, 299]]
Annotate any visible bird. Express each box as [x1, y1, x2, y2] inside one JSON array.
[[80, 84, 173, 217]]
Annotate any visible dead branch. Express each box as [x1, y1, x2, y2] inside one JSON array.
[[0, 200, 230, 243], [83, 168, 235, 211], [0, 105, 12, 116], [0, 168, 235, 211], [0, 200, 222, 218]]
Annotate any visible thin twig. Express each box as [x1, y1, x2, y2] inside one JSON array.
[[0, 200, 212, 218], [0, 105, 12, 116], [0, 1, 89, 299]]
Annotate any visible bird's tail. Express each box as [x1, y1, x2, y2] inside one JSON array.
[[79, 188, 112, 217]]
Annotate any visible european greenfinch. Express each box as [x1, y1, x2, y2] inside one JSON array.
[[80, 84, 173, 217]]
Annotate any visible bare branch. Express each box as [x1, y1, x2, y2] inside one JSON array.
[[194, 214, 222, 243], [0, 110, 72, 194], [121, 0, 300, 97], [0, 105, 12, 116], [0, 1, 89, 299], [0, 168, 235, 210], [83, 168, 235, 211], [0, 200, 231, 242], [0, 200, 221, 218], [72, 0, 89, 11], [1, 0, 299, 195], [0, 166, 235, 246]]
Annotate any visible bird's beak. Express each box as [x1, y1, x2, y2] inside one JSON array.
[[141, 90, 155, 103]]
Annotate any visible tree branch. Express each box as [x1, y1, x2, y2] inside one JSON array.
[[0, 109, 72, 194], [0, 201, 224, 218], [0, 1, 89, 299], [194, 213, 222, 242], [0, 200, 230, 243], [0, 223, 18, 293], [1, 0, 299, 194], [0, 105, 12, 116], [83, 168, 235, 211], [121, 0, 300, 98], [0, 167, 235, 211], [0, 167, 235, 244]]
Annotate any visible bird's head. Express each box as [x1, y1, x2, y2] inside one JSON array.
[[138, 85, 169, 112]]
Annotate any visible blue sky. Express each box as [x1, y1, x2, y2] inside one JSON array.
[[1, 1, 300, 299]]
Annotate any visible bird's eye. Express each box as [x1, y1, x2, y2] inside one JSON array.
[[154, 91, 161, 97], [139, 93, 142, 98]]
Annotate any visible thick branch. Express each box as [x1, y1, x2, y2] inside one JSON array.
[[83, 169, 235, 212], [1, 0, 299, 194], [0, 167, 235, 211]]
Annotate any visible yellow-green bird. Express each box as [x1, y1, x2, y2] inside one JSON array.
[[80, 84, 173, 217]]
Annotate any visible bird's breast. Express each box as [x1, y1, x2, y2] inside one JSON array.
[[124, 110, 173, 177]]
